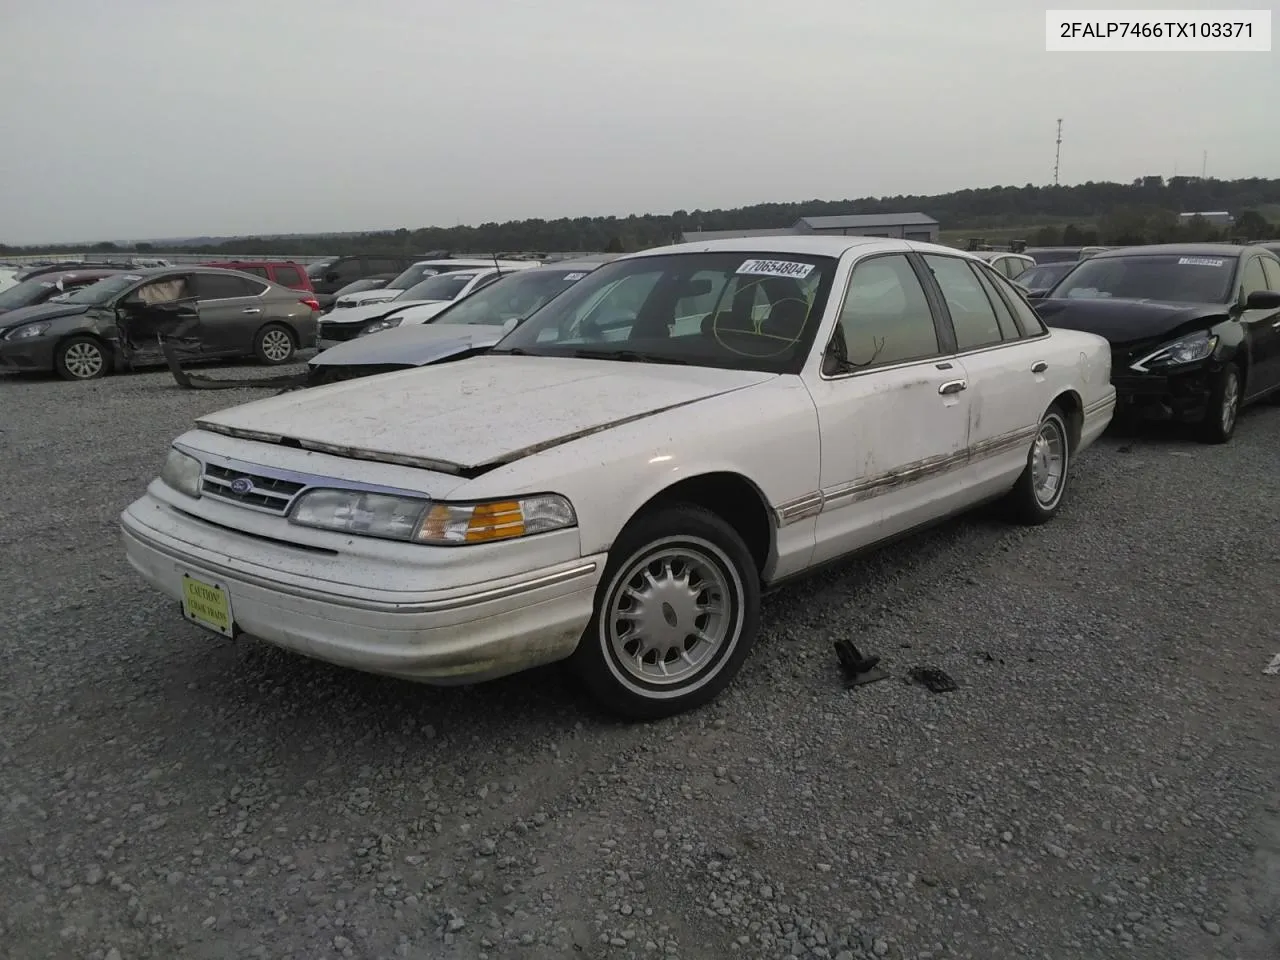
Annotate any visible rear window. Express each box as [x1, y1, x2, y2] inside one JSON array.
[[273, 265, 303, 287]]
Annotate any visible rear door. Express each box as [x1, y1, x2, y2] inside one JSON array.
[[919, 253, 1050, 492], [192, 272, 271, 355], [1242, 254, 1280, 397]]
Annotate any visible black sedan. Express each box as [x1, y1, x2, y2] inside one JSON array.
[[0, 267, 320, 381], [1014, 261, 1077, 300], [1034, 243, 1280, 443]]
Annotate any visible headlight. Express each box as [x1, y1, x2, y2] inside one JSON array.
[[1130, 331, 1218, 372], [160, 448, 202, 498], [5, 322, 51, 340], [287, 490, 576, 544], [358, 317, 402, 336]]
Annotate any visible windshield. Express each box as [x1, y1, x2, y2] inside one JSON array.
[[1016, 263, 1074, 290], [398, 273, 476, 302], [306, 262, 331, 278], [491, 252, 837, 374], [387, 263, 444, 289], [1051, 253, 1238, 304], [0, 278, 57, 309], [335, 277, 387, 296], [425, 268, 593, 326], [61, 273, 141, 305]]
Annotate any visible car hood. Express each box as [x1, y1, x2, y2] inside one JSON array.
[[334, 290, 408, 307], [1034, 297, 1228, 346], [311, 322, 505, 367], [321, 299, 438, 325], [197, 355, 776, 473], [0, 301, 93, 328]]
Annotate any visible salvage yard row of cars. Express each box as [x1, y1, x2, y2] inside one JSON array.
[[7, 235, 1280, 721]]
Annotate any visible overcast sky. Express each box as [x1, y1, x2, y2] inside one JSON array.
[[1, 0, 1275, 243]]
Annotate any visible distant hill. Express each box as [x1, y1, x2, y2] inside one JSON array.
[[5, 175, 1278, 255]]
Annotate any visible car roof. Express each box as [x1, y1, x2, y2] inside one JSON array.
[[1090, 243, 1251, 260], [542, 255, 623, 270], [620, 235, 970, 260]]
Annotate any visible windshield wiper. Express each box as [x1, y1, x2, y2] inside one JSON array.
[[568, 348, 690, 366], [490, 346, 532, 355]]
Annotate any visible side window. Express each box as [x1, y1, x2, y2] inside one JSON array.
[[972, 265, 1021, 340], [1006, 258, 1028, 279], [197, 274, 266, 300], [135, 275, 193, 305], [332, 259, 361, 282], [831, 254, 939, 368], [1240, 257, 1268, 300], [987, 270, 1048, 337], [272, 265, 302, 287], [239, 266, 269, 280], [1260, 257, 1280, 291], [367, 258, 400, 274], [924, 255, 1003, 351]]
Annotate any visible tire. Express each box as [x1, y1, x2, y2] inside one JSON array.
[[254, 324, 297, 365], [54, 336, 109, 381], [1006, 407, 1071, 525], [1196, 362, 1240, 444], [571, 503, 761, 721]]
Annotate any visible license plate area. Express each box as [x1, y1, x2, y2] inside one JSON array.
[[181, 573, 235, 637]]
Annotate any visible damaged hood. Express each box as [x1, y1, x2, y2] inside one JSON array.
[[197, 355, 776, 471], [0, 301, 93, 327], [1034, 297, 1228, 346], [310, 322, 505, 368]]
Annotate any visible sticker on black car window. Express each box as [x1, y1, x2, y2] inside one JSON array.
[[1178, 257, 1225, 267]]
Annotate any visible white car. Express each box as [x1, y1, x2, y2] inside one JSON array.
[[0, 267, 19, 293], [120, 237, 1115, 720], [320, 267, 535, 341], [333, 259, 537, 310]]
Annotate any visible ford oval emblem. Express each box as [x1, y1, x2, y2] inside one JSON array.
[[230, 477, 254, 495]]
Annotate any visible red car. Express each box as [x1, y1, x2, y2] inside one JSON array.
[[201, 260, 314, 292]]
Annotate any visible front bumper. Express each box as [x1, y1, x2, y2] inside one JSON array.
[[121, 498, 606, 685], [1112, 367, 1214, 423], [0, 334, 57, 371], [316, 320, 368, 343]]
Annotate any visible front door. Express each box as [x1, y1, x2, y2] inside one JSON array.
[[192, 272, 272, 356], [118, 273, 199, 360], [806, 252, 973, 566], [1240, 255, 1280, 398]]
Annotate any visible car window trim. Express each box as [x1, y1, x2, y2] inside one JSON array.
[[817, 251, 957, 382], [981, 265, 1050, 339], [969, 261, 1023, 342], [923, 254, 1051, 352], [919, 252, 1011, 353]]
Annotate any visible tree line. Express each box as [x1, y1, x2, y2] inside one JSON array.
[[3, 175, 1278, 257]]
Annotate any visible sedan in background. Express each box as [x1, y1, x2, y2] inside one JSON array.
[[332, 259, 538, 310], [307, 257, 618, 383], [0, 267, 320, 381], [0, 268, 128, 316], [121, 236, 1114, 719], [321, 274, 400, 313], [1015, 261, 1077, 299], [970, 251, 1035, 281], [1034, 243, 1280, 443]]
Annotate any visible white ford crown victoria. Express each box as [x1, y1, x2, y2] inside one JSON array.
[[121, 237, 1116, 719]]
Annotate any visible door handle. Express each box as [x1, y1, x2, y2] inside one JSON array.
[[241, 308, 262, 314], [1031, 361, 1048, 373], [938, 379, 967, 395]]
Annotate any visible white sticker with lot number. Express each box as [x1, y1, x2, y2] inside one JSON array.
[[1177, 257, 1225, 267], [562, 272, 588, 282], [736, 259, 815, 279]]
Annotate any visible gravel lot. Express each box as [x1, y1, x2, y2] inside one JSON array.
[[2, 363, 1278, 960]]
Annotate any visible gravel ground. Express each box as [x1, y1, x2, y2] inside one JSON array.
[[1, 363, 1278, 960]]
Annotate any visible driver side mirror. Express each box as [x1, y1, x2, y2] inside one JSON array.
[[1244, 289, 1280, 310]]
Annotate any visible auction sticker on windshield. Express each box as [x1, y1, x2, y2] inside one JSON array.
[[562, 272, 588, 281], [181, 573, 234, 637], [736, 259, 815, 279], [1177, 257, 1226, 267]]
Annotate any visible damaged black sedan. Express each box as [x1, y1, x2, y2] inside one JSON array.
[[1034, 244, 1280, 443], [0, 267, 319, 381]]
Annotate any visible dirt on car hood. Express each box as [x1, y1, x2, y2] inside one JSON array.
[[196, 354, 775, 474]]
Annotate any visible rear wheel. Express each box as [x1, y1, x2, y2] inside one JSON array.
[[254, 324, 296, 365], [571, 504, 761, 721], [54, 336, 109, 381], [1197, 363, 1240, 444], [1006, 407, 1071, 525]]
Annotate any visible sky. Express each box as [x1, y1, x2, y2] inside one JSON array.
[[1, 0, 1276, 244]]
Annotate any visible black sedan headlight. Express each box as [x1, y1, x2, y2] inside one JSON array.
[[4, 322, 51, 340], [358, 317, 402, 337], [1130, 331, 1217, 373]]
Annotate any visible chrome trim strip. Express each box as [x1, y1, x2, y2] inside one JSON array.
[[1083, 394, 1114, 416], [123, 521, 598, 614]]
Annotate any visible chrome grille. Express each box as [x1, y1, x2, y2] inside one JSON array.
[[201, 463, 306, 513]]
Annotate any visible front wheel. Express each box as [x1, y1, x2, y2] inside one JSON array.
[[1006, 407, 1071, 525], [571, 504, 761, 721], [1197, 363, 1241, 444], [254, 324, 297, 365], [54, 336, 109, 381]]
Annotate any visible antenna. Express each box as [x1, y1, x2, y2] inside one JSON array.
[[491, 252, 502, 278], [1201, 150, 1207, 178], [1053, 119, 1063, 186]]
